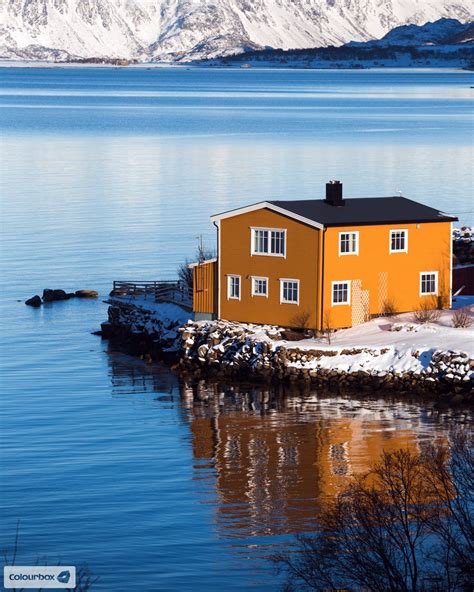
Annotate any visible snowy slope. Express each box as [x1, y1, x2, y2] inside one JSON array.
[[1, 0, 473, 62], [348, 17, 474, 46]]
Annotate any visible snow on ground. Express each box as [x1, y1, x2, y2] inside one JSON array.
[[280, 298, 474, 358], [110, 295, 192, 327], [272, 298, 474, 377], [112, 294, 473, 377]]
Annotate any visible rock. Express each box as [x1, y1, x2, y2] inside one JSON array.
[[66, 292, 76, 299], [75, 290, 98, 298], [25, 295, 42, 307], [42, 288, 70, 302], [42, 289, 55, 302], [53, 289, 68, 300]]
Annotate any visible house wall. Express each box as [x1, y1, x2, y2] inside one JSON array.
[[219, 209, 321, 328], [322, 221, 452, 329]]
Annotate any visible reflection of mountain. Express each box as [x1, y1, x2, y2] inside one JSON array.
[[180, 382, 447, 537]]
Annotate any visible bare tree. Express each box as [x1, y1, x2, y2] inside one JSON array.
[[274, 434, 473, 592], [322, 310, 333, 344], [177, 244, 216, 292]]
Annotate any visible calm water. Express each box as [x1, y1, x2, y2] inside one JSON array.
[[0, 67, 473, 591]]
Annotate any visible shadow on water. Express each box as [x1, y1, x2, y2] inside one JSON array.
[[107, 352, 472, 542]]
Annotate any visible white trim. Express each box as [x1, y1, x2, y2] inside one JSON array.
[[187, 257, 218, 269], [210, 201, 324, 230], [331, 280, 352, 306], [251, 276, 269, 297], [419, 271, 438, 296], [338, 231, 359, 256], [389, 229, 408, 254], [279, 278, 300, 305], [250, 227, 287, 258], [449, 222, 453, 309], [227, 274, 241, 300]]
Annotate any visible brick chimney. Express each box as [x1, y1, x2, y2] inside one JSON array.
[[325, 180, 344, 206]]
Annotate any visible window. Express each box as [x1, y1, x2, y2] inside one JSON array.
[[227, 275, 240, 300], [420, 272, 438, 296], [252, 277, 268, 297], [390, 229, 408, 253], [332, 281, 351, 306], [251, 228, 286, 256], [339, 232, 359, 255], [280, 279, 299, 304]]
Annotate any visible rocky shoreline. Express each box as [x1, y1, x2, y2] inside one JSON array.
[[100, 299, 473, 402]]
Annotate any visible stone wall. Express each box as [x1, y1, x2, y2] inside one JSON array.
[[100, 302, 473, 401], [178, 320, 473, 400]]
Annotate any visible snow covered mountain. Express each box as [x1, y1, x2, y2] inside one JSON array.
[[1, 0, 473, 62], [348, 16, 474, 46]]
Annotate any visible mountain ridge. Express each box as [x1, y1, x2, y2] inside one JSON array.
[[1, 0, 473, 62]]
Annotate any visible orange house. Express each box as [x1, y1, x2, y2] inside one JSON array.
[[192, 181, 457, 330]]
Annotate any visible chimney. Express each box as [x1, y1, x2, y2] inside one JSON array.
[[325, 180, 344, 206]]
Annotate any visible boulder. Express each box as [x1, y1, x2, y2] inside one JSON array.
[[25, 295, 42, 307], [75, 290, 98, 299], [53, 289, 68, 301], [42, 289, 55, 302], [42, 288, 69, 302]]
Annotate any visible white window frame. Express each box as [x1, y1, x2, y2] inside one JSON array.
[[389, 229, 408, 254], [251, 227, 286, 258], [331, 280, 351, 306], [280, 278, 299, 305], [338, 231, 359, 256], [251, 276, 269, 298], [419, 271, 438, 296], [227, 275, 241, 300]]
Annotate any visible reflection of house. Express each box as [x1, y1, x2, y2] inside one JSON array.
[[182, 384, 439, 536], [192, 181, 456, 329]]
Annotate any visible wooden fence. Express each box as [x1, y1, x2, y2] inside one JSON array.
[[111, 280, 192, 306]]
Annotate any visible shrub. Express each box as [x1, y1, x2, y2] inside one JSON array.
[[412, 298, 441, 324], [291, 310, 311, 330], [451, 307, 473, 328], [380, 298, 397, 317]]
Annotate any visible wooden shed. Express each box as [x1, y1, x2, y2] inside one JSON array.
[[190, 258, 218, 320]]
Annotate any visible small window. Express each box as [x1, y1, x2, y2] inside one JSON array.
[[253, 229, 268, 254], [251, 228, 286, 256], [339, 232, 359, 255], [227, 275, 241, 300], [280, 279, 299, 304], [252, 277, 268, 297], [332, 281, 351, 306], [420, 272, 438, 296], [390, 229, 408, 253]]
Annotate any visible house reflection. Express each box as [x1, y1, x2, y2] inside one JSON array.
[[106, 355, 448, 539], [179, 381, 446, 537]]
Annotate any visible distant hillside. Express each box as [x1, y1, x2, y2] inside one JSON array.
[[200, 18, 474, 69], [0, 1, 473, 62]]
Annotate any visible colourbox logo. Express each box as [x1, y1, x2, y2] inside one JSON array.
[[57, 570, 71, 583], [4, 566, 76, 589]]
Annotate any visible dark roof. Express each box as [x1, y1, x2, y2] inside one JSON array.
[[268, 196, 457, 227]]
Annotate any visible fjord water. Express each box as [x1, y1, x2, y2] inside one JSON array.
[[0, 67, 472, 591]]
